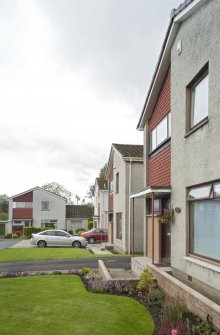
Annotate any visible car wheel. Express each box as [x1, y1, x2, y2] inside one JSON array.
[[88, 237, 95, 244], [37, 240, 47, 248], [72, 241, 81, 248]]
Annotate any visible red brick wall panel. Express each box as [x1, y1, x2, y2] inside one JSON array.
[[148, 146, 171, 186], [13, 208, 33, 219], [13, 191, 33, 202], [148, 70, 171, 132]]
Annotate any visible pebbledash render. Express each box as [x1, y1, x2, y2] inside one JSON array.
[[171, 0, 220, 302], [131, 0, 220, 330]]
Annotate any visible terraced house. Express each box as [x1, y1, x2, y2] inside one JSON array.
[[131, 0, 220, 330], [106, 143, 144, 253], [93, 178, 108, 229]]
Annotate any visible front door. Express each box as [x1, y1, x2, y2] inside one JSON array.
[[161, 197, 171, 265], [161, 222, 171, 265]]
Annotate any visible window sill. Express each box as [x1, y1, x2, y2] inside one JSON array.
[[148, 138, 171, 158], [184, 256, 220, 273], [185, 117, 208, 138]]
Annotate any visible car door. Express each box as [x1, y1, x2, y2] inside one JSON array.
[[40, 230, 57, 246], [55, 231, 71, 246]]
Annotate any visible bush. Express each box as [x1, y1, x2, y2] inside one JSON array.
[[5, 233, 19, 239], [76, 228, 86, 236], [88, 219, 93, 230], [23, 227, 45, 238], [136, 267, 154, 293], [80, 267, 90, 276]]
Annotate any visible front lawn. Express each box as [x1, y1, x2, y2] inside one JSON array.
[[0, 275, 154, 335], [0, 248, 94, 262]]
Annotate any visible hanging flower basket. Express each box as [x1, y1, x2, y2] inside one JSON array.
[[159, 208, 173, 224]]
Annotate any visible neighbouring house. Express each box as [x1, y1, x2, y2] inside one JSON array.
[[106, 143, 144, 253], [0, 221, 10, 236], [8, 187, 66, 235], [131, 0, 220, 329], [66, 205, 93, 234], [93, 178, 108, 229]]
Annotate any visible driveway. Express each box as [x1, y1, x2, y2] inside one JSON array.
[[0, 239, 22, 251]]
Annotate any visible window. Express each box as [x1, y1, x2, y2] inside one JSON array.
[[116, 212, 122, 240], [13, 202, 32, 208], [56, 231, 69, 237], [150, 113, 171, 152], [116, 173, 119, 193], [187, 64, 209, 129], [188, 182, 220, 262], [109, 180, 113, 193], [41, 201, 49, 211], [41, 219, 57, 228]]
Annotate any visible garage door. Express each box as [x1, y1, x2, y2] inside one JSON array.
[[0, 224, 5, 236]]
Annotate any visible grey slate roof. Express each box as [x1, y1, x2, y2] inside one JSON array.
[[112, 144, 143, 158], [66, 205, 94, 219]]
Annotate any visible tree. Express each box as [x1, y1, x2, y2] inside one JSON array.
[[87, 163, 108, 200], [0, 194, 9, 214], [75, 194, 80, 205], [42, 182, 72, 202], [87, 184, 95, 199], [99, 163, 108, 179]]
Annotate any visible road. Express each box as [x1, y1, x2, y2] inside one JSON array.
[[0, 256, 131, 272]]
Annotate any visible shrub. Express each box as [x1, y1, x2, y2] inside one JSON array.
[[136, 267, 154, 293], [80, 267, 90, 276], [5, 233, 19, 238], [148, 287, 165, 306], [88, 219, 93, 230], [76, 228, 86, 236], [23, 227, 45, 238]]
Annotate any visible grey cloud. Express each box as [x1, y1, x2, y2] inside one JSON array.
[[39, 0, 181, 112]]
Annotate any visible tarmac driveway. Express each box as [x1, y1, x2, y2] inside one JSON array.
[[0, 239, 22, 251]]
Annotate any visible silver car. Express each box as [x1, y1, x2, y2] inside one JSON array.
[[30, 230, 88, 248]]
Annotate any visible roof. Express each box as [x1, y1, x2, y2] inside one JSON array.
[[112, 144, 143, 158], [137, 0, 208, 130], [96, 178, 108, 190], [9, 186, 67, 201], [66, 205, 94, 219], [171, 0, 195, 17]]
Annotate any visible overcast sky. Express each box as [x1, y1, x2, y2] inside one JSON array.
[[0, 0, 181, 201]]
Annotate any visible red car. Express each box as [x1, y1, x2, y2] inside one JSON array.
[[81, 228, 108, 244]]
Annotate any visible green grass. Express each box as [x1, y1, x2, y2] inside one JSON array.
[[0, 248, 129, 263], [0, 248, 95, 262], [0, 275, 154, 335]]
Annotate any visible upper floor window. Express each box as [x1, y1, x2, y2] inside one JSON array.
[[150, 113, 171, 152], [187, 63, 209, 130], [116, 173, 119, 193], [109, 180, 113, 194], [41, 201, 49, 211], [191, 74, 208, 127], [13, 202, 32, 208]]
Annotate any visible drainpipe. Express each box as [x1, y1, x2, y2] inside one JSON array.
[[128, 158, 132, 254], [152, 192, 155, 265], [132, 197, 135, 258]]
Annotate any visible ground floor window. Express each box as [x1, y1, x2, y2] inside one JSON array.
[[116, 212, 122, 240], [189, 183, 220, 262], [41, 220, 57, 229]]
